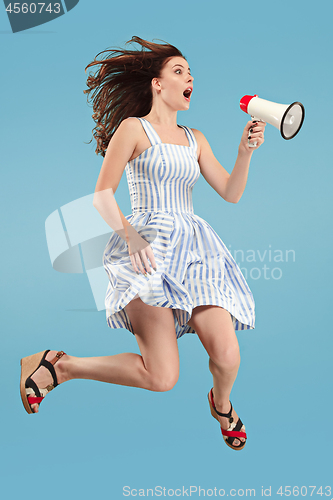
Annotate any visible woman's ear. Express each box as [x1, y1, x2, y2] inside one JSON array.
[[151, 77, 161, 93]]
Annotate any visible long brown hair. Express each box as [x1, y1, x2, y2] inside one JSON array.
[[84, 36, 185, 157]]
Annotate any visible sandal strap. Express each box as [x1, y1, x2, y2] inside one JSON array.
[[27, 396, 44, 404], [210, 388, 233, 418], [40, 359, 58, 387], [223, 417, 247, 447], [25, 377, 41, 398], [221, 428, 247, 438], [49, 351, 66, 366]]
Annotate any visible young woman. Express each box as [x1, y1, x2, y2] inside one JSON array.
[[20, 36, 265, 451]]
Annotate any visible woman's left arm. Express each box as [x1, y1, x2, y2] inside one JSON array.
[[193, 120, 266, 203]]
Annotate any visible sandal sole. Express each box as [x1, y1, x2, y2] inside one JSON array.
[[20, 351, 47, 414], [207, 392, 246, 451]]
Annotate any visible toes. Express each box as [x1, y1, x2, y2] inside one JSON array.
[[225, 436, 241, 447]]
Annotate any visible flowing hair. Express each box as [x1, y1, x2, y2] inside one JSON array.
[[84, 36, 185, 157]]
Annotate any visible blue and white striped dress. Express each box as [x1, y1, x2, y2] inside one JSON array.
[[103, 117, 255, 339]]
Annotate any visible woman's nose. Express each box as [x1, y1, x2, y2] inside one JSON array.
[[188, 74, 194, 82]]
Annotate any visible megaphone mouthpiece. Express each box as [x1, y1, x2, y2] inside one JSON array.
[[240, 94, 258, 114]]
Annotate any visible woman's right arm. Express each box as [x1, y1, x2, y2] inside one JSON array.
[[93, 118, 156, 275]]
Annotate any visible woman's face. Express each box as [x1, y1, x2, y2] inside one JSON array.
[[152, 56, 194, 111]]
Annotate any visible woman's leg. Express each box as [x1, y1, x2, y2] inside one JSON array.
[[187, 305, 245, 446], [28, 298, 179, 413]]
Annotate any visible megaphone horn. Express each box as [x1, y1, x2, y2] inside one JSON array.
[[240, 94, 305, 140]]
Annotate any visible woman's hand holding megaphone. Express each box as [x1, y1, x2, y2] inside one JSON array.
[[239, 120, 266, 154]]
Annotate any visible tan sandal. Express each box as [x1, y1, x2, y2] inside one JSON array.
[[208, 388, 247, 450], [20, 350, 65, 414]]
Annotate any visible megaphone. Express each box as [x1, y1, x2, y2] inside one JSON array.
[[240, 94, 305, 146]]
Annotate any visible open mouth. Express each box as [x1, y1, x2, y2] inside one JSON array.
[[183, 88, 192, 101]]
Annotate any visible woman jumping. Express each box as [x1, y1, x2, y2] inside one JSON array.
[[20, 36, 265, 451]]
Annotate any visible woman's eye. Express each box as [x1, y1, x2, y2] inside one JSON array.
[[175, 69, 181, 74]]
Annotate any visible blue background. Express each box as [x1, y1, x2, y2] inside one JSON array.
[[1, 0, 332, 498]]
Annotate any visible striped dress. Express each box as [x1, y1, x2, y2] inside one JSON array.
[[103, 117, 255, 339]]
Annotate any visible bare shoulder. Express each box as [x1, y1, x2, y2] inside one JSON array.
[[95, 117, 143, 193], [108, 117, 143, 154], [191, 128, 206, 143], [116, 116, 142, 136], [189, 128, 210, 158]]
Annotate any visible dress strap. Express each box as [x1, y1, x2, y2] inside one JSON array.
[[137, 118, 162, 146], [179, 125, 198, 154]]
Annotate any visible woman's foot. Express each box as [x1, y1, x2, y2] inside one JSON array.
[[20, 350, 67, 414], [29, 350, 67, 413], [208, 388, 246, 449]]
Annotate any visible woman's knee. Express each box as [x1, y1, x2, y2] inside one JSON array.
[[149, 369, 179, 392], [209, 343, 240, 372]]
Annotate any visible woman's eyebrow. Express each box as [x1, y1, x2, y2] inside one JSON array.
[[172, 64, 191, 72]]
